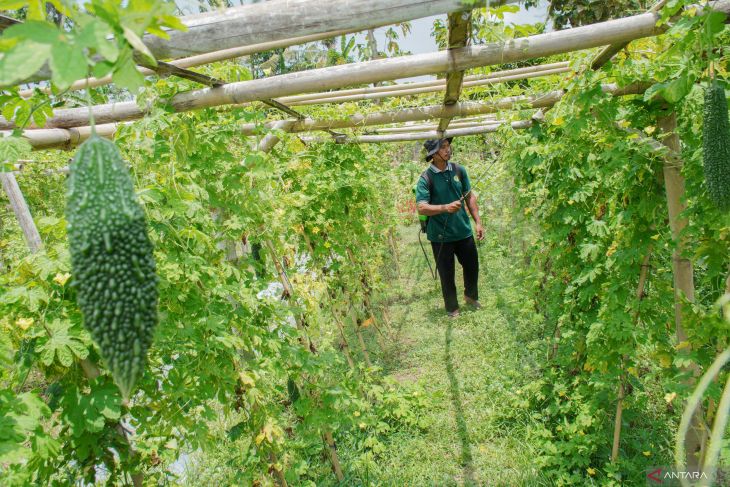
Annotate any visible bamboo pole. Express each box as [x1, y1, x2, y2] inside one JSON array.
[[276, 61, 571, 104], [301, 120, 535, 143], [263, 239, 345, 479], [612, 249, 652, 462], [14, 0, 487, 87], [438, 11, 472, 133], [9, 1, 719, 130], [368, 118, 502, 134], [283, 66, 571, 107], [658, 112, 705, 471], [241, 83, 647, 136], [9, 83, 648, 150], [0, 172, 43, 253], [19, 29, 353, 97]]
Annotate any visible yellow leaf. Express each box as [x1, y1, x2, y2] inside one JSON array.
[[16, 317, 34, 330], [552, 116, 565, 126], [361, 317, 374, 328], [643, 451, 652, 457], [650, 234, 661, 240], [644, 126, 656, 135], [628, 366, 639, 377], [239, 371, 255, 387], [359, 422, 366, 429], [353, 411, 361, 417], [658, 354, 672, 368], [676, 341, 691, 351], [618, 120, 631, 128], [53, 272, 71, 286], [664, 392, 677, 404], [587, 467, 596, 476]]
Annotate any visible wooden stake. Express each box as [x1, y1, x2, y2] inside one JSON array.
[[323, 430, 345, 481], [0, 172, 43, 253], [612, 249, 652, 463], [658, 111, 706, 470]]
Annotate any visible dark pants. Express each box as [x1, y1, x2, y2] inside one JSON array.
[[431, 236, 479, 312]]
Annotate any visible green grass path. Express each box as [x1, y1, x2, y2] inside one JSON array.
[[373, 230, 547, 486]]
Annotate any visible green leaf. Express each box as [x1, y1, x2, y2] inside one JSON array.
[[112, 49, 144, 91], [61, 380, 121, 437], [0, 41, 51, 87], [50, 43, 88, 90], [93, 61, 115, 79], [36, 319, 89, 367], [2, 20, 59, 44], [0, 136, 32, 166], [75, 20, 119, 63]]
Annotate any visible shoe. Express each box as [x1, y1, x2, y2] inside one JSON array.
[[464, 296, 481, 309], [447, 309, 460, 318]]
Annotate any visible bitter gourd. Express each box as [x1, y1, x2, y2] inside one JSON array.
[[703, 80, 730, 211], [66, 135, 158, 399]]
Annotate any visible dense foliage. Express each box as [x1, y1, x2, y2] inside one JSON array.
[[0, 0, 729, 485]]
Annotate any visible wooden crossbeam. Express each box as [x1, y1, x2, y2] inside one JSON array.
[[7, 0, 712, 131], [13, 0, 493, 87], [276, 62, 570, 104], [301, 119, 536, 144], [7, 83, 650, 150], [591, 0, 669, 69], [137, 58, 225, 87], [438, 11, 471, 134]]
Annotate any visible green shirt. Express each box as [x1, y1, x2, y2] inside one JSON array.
[[415, 162, 473, 243]]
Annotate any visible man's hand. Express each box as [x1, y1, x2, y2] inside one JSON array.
[[476, 223, 485, 241], [444, 200, 462, 214]]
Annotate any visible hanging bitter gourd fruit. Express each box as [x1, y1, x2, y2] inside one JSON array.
[[702, 80, 730, 211], [66, 135, 158, 399]]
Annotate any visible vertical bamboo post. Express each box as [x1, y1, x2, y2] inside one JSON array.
[[612, 249, 652, 462], [658, 112, 706, 470], [264, 239, 345, 479], [1, 172, 43, 253], [346, 247, 387, 350], [323, 430, 345, 481]]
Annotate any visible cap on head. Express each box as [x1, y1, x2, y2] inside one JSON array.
[[424, 137, 453, 161]]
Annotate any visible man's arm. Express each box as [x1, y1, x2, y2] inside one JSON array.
[[418, 200, 462, 216], [465, 192, 484, 240]]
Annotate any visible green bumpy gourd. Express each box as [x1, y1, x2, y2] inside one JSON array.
[[66, 135, 158, 399], [702, 80, 730, 211]]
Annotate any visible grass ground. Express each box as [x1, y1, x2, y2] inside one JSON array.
[[345, 227, 551, 486]]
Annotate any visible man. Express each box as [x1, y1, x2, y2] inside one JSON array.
[[415, 138, 484, 318]]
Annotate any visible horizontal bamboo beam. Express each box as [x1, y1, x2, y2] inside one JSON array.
[[15, 0, 491, 86], [2, 124, 119, 150], [286, 65, 571, 107], [19, 29, 352, 97], [8, 83, 648, 150], [7, 2, 714, 131], [367, 118, 503, 133], [238, 82, 649, 135], [301, 119, 535, 143], [276, 61, 571, 103]]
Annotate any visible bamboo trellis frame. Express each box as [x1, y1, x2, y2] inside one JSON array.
[[9, 2, 724, 131], [1, 0, 726, 152]]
